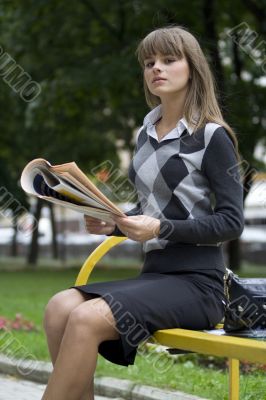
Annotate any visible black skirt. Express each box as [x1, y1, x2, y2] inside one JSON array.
[[72, 269, 226, 366]]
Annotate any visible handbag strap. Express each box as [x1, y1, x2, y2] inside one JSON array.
[[224, 267, 236, 303]]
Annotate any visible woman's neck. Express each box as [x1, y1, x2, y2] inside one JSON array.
[[154, 95, 187, 141], [158, 97, 185, 129]]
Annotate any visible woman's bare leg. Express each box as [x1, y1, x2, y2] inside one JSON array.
[[44, 288, 90, 363], [42, 297, 120, 400], [43, 288, 96, 399]]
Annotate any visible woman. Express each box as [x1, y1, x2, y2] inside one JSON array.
[[42, 26, 244, 399]]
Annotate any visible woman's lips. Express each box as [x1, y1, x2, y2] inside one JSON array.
[[152, 78, 166, 84]]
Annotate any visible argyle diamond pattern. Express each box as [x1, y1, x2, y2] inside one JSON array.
[[128, 123, 222, 253]]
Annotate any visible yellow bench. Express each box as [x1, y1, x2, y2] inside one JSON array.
[[75, 236, 266, 400]]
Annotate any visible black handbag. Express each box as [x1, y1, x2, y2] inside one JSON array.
[[223, 269, 266, 333]]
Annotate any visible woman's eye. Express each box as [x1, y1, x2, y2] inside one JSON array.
[[145, 61, 154, 68], [165, 58, 176, 64]]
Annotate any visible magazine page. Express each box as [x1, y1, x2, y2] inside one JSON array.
[[40, 196, 115, 223], [20, 158, 125, 222], [54, 171, 119, 213], [41, 171, 109, 211], [51, 162, 124, 216], [20, 158, 51, 196], [33, 173, 115, 223]]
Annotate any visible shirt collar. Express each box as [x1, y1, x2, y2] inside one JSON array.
[[143, 105, 195, 139]]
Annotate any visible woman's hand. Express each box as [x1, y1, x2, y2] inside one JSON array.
[[112, 215, 160, 242], [84, 216, 115, 235]]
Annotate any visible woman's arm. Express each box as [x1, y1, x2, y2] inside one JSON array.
[[158, 127, 244, 244]]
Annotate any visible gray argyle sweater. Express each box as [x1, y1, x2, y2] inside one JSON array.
[[111, 120, 244, 274]]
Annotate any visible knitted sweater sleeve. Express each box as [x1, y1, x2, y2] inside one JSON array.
[[158, 127, 245, 244]]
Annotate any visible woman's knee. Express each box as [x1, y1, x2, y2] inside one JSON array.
[[67, 298, 120, 342], [43, 288, 85, 332]]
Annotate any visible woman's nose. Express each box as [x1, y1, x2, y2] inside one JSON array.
[[153, 60, 162, 71]]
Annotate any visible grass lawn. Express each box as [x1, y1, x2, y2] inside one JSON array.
[[0, 262, 265, 400]]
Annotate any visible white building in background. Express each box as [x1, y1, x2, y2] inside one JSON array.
[[244, 173, 266, 222], [244, 138, 266, 224], [242, 172, 266, 244]]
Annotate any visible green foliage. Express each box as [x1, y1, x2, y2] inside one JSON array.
[[0, 0, 265, 210]]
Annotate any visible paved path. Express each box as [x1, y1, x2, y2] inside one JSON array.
[[0, 374, 123, 400]]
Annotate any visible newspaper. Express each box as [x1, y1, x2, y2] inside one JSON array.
[[20, 158, 125, 223]]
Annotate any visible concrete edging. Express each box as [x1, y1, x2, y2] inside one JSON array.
[[0, 354, 207, 400]]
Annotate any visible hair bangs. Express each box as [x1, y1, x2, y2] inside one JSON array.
[[137, 29, 184, 67]]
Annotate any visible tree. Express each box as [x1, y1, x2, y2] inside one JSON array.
[[0, 0, 265, 268]]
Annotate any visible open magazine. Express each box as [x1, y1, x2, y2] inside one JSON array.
[[20, 158, 125, 223]]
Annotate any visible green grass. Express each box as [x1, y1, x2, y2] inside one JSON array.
[[96, 354, 266, 400], [240, 261, 266, 277], [0, 263, 265, 400], [0, 255, 141, 271]]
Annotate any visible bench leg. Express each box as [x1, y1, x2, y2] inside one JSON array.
[[229, 358, 240, 400]]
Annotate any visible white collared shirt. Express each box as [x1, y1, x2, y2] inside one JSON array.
[[142, 105, 194, 142]]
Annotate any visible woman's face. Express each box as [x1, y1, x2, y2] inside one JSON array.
[[143, 53, 190, 99]]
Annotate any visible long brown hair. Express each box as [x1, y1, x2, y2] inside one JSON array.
[[136, 26, 240, 157]]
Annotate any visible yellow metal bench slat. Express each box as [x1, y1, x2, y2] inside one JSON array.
[[153, 328, 266, 364], [75, 236, 127, 286], [229, 359, 240, 400]]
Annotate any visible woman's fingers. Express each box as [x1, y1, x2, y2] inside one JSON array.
[[112, 214, 160, 242], [84, 215, 103, 224], [84, 214, 115, 235], [112, 215, 133, 227], [85, 225, 114, 235], [86, 221, 107, 227]]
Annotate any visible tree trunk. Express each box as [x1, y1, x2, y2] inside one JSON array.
[[10, 214, 18, 257], [202, 0, 225, 93], [59, 208, 67, 265], [49, 203, 59, 259], [27, 198, 42, 266]]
